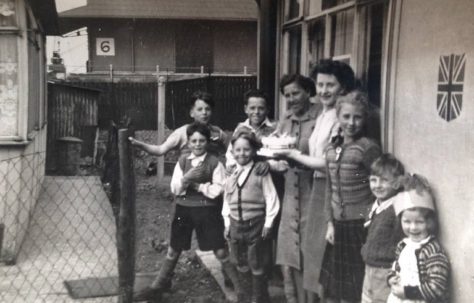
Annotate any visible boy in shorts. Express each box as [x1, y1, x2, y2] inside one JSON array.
[[133, 123, 243, 301]]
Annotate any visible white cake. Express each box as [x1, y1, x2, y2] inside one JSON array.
[[261, 135, 297, 150]]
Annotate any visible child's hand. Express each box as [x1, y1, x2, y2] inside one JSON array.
[[224, 227, 230, 240], [225, 164, 236, 177], [128, 136, 141, 146], [182, 163, 206, 183], [325, 221, 335, 245], [391, 282, 406, 299], [255, 161, 270, 176], [261, 227, 272, 240], [388, 274, 400, 286]]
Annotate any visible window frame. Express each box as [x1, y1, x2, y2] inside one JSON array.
[[0, 0, 35, 144]]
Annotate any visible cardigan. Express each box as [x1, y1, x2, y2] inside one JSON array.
[[361, 202, 405, 268], [324, 136, 381, 221], [387, 237, 450, 303]]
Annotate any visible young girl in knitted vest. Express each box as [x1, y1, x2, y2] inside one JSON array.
[[222, 130, 280, 303], [319, 90, 382, 303], [388, 174, 450, 303]]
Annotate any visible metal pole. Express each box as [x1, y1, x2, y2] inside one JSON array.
[[117, 128, 136, 303], [157, 76, 166, 181]]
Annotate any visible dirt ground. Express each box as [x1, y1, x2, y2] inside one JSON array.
[[134, 173, 227, 303]]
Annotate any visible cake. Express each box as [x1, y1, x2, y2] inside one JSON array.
[[261, 135, 297, 150]]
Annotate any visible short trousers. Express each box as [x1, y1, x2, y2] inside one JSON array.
[[170, 204, 226, 252], [228, 216, 271, 272]]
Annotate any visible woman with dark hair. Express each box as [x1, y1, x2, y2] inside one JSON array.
[[270, 74, 319, 303], [275, 60, 357, 302]]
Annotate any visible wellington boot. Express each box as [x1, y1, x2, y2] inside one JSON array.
[[282, 266, 297, 303]]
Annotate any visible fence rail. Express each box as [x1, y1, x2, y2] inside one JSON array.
[[66, 74, 257, 132]]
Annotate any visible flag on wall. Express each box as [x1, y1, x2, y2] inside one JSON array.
[[437, 54, 466, 122]]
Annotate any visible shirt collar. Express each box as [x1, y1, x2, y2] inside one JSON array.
[[242, 118, 274, 130], [187, 152, 207, 161], [235, 160, 254, 172], [284, 103, 320, 121]]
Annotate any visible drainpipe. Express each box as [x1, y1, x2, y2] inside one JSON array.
[[255, 0, 277, 118]]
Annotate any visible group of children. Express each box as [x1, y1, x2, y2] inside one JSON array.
[[129, 66, 450, 303]]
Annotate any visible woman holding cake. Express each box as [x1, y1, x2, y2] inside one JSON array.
[[274, 60, 357, 303], [271, 73, 319, 303]]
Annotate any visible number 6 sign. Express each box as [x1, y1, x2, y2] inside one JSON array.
[[96, 38, 115, 56]]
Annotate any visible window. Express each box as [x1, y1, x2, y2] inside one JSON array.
[[280, 0, 389, 108], [0, 0, 20, 138]]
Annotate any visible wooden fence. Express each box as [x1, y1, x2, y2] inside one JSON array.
[[46, 83, 100, 173], [68, 75, 257, 131]]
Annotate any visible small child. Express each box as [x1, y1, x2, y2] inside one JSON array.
[[133, 123, 242, 301], [222, 130, 280, 303], [360, 154, 406, 303], [388, 174, 450, 303]]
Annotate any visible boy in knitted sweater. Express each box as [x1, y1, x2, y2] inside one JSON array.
[[360, 154, 406, 303], [223, 130, 280, 303]]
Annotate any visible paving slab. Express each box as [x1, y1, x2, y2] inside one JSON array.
[[0, 176, 118, 302]]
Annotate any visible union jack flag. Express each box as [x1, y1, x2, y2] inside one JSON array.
[[437, 54, 465, 122]]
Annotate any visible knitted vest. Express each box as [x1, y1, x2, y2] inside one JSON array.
[[226, 165, 266, 221], [176, 153, 219, 207], [326, 137, 380, 220]]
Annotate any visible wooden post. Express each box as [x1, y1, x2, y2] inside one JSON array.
[[117, 128, 136, 303], [109, 64, 114, 82], [157, 76, 166, 181]]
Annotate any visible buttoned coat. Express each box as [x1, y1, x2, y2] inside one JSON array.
[[276, 103, 321, 270]]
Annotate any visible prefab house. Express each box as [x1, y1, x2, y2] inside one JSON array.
[[58, 0, 258, 75], [0, 0, 59, 261], [256, 0, 474, 301]]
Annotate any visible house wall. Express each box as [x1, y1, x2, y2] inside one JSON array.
[[86, 19, 257, 73], [0, 129, 46, 262], [213, 21, 257, 73], [390, 0, 474, 301]]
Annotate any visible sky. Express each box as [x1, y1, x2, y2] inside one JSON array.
[[46, 0, 88, 73]]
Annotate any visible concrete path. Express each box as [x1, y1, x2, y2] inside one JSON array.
[[0, 176, 118, 302]]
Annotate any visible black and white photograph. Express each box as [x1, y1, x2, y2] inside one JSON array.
[[0, 0, 472, 302]]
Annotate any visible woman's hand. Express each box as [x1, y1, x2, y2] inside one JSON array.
[[325, 221, 335, 244], [272, 148, 299, 159], [128, 136, 142, 147]]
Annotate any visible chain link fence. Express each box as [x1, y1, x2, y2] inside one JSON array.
[[0, 127, 135, 302]]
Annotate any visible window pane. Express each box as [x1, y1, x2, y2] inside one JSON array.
[[0, 35, 19, 136], [286, 0, 301, 20], [288, 27, 302, 74], [322, 0, 352, 10], [309, 0, 323, 15], [0, 0, 17, 27], [308, 19, 325, 72], [330, 9, 354, 59]]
